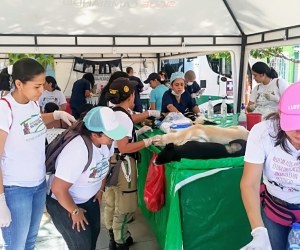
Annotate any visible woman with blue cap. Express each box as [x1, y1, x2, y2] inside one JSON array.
[[39, 76, 67, 113], [46, 106, 128, 250], [161, 72, 203, 116]]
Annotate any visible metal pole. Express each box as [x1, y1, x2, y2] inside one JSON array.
[[237, 35, 247, 113]]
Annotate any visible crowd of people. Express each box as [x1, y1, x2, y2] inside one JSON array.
[[0, 58, 299, 250]]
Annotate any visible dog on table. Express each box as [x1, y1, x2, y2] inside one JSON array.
[[155, 139, 247, 165], [152, 124, 249, 146]]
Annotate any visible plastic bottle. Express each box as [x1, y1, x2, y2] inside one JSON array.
[[207, 96, 214, 119], [221, 96, 227, 126], [238, 103, 247, 128], [288, 223, 300, 249]]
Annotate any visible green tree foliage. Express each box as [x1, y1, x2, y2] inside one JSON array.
[[208, 47, 284, 63], [8, 54, 55, 70]]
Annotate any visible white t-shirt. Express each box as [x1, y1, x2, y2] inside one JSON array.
[[0, 93, 47, 187], [244, 120, 300, 203], [48, 136, 114, 204], [114, 110, 134, 149], [38, 90, 67, 112], [249, 78, 289, 108]]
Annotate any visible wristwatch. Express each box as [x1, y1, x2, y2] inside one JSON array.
[[71, 207, 79, 216]]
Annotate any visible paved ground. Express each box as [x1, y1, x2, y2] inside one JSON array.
[[0, 204, 161, 250]]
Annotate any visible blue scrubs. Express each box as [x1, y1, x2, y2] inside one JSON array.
[[161, 89, 197, 113]]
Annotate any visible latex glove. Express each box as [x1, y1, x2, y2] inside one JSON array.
[[196, 113, 205, 118], [264, 93, 280, 102], [240, 227, 272, 250], [53, 111, 76, 126], [0, 193, 12, 227], [143, 135, 162, 147], [136, 126, 153, 136], [248, 104, 257, 112], [191, 93, 199, 98], [148, 110, 161, 118]]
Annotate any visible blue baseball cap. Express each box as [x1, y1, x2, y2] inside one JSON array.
[[83, 107, 128, 140]]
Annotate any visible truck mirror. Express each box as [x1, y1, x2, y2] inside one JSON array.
[[221, 77, 227, 82]]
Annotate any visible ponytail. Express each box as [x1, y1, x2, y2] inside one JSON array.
[[46, 76, 61, 91], [266, 67, 278, 79]]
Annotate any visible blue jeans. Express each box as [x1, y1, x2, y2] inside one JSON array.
[[46, 195, 101, 250], [262, 210, 291, 250], [1, 180, 46, 250]]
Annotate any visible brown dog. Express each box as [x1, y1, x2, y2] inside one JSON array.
[[153, 124, 249, 146]]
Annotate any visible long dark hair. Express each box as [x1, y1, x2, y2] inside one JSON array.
[[71, 120, 103, 138], [98, 71, 129, 106], [252, 62, 278, 79], [12, 58, 45, 86], [0, 68, 10, 91], [46, 76, 61, 91], [266, 112, 300, 160]]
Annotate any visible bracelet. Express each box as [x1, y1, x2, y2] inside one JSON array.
[[99, 189, 105, 193]]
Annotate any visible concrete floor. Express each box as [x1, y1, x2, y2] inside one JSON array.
[[0, 204, 161, 250]]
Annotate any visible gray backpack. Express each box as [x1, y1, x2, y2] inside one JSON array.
[[45, 125, 93, 174]]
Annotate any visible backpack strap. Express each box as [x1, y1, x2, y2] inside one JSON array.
[[81, 135, 94, 172], [0, 98, 13, 130], [112, 106, 136, 142]]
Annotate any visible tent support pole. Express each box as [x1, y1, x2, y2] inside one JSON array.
[[222, 0, 244, 35], [237, 35, 247, 113], [157, 53, 160, 72]]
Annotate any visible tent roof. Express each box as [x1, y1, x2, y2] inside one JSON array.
[[0, 0, 299, 54], [0, 0, 299, 36]]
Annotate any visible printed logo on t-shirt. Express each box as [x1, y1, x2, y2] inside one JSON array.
[[88, 157, 110, 183], [20, 114, 46, 141], [268, 155, 300, 192], [43, 96, 59, 106]]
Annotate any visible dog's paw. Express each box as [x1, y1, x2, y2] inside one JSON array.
[[151, 135, 163, 146]]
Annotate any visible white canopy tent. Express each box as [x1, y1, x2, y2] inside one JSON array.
[[0, 0, 300, 111]]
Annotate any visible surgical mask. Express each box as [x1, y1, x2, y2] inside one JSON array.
[[187, 82, 193, 86], [171, 90, 185, 96]]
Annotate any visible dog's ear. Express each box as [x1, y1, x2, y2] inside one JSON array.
[[156, 146, 176, 164]]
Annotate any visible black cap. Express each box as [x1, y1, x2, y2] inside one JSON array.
[[144, 73, 161, 83], [106, 77, 138, 104]]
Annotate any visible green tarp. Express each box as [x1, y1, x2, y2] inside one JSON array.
[[137, 120, 251, 249]]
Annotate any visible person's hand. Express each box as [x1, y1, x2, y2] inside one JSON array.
[[240, 227, 272, 250], [264, 93, 279, 102], [248, 104, 257, 112], [150, 135, 163, 146], [191, 93, 199, 98], [93, 189, 104, 208], [0, 193, 11, 227], [70, 207, 88, 232], [53, 111, 76, 126], [136, 126, 153, 136], [148, 110, 161, 118]]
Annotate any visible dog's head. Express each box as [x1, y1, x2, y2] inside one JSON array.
[[156, 143, 177, 165]]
